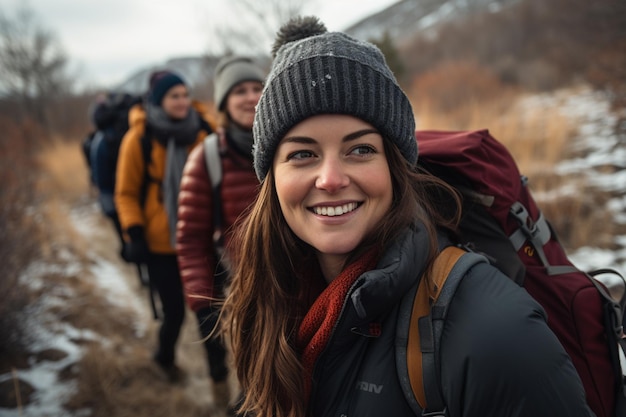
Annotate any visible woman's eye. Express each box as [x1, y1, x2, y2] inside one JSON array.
[[350, 145, 376, 156], [287, 150, 315, 160]]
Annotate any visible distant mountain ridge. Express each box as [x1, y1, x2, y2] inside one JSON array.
[[344, 0, 519, 46], [116, 0, 613, 103], [114, 0, 516, 96]]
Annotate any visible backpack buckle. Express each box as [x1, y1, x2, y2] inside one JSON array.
[[422, 408, 448, 417]]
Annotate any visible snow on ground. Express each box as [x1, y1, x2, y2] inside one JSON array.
[[69, 203, 150, 323], [520, 86, 626, 374], [519, 86, 626, 275], [0, 202, 151, 417]]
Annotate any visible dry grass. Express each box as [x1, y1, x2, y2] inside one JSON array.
[[0, 116, 43, 377], [412, 83, 618, 250], [36, 136, 93, 206], [65, 344, 212, 417]]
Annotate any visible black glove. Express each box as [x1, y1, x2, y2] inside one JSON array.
[[123, 226, 150, 263]]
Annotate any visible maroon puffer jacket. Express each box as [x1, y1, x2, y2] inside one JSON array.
[[176, 131, 259, 312]]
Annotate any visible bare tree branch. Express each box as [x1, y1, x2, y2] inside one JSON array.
[[0, 5, 72, 125], [206, 0, 316, 56]]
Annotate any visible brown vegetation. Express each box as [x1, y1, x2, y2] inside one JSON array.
[[0, 114, 44, 374], [400, 0, 626, 109], [411, 73, 619, 251], [0, 132, 230, 415]]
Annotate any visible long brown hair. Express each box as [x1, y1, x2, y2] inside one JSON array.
[[222, 139, 461, 417]]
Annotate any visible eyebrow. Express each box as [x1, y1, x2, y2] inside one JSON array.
[[282, 128, 380, 144]]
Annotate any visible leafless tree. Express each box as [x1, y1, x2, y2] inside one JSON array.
[[207, 0, 318, 56], [0, 5, 72, 126]]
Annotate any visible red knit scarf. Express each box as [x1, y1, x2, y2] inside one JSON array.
[[296, 249, 379, 403]]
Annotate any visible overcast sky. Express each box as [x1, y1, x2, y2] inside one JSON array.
[[0, 0, 397, 88]]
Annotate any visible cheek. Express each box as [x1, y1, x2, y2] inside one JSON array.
[[164, 98, 188, 115], [226, 96, 243, 113], [367, 163, 392, 192], [274, 173, 299, 209]]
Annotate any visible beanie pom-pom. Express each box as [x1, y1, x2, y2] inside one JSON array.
[[271, 16, 327, 58]]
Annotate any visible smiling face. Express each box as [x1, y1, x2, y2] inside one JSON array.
[[273, 114, 393, 281], [225, 81, 263, 129], [161, 84, 191, 120]]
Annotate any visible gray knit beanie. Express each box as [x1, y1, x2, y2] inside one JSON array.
[[252, 16, 417, 181], [214, 56, 266, 111]]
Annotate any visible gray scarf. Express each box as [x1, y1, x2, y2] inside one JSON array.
[[226, 122, 254, 157], [146, 102, 202, 247]]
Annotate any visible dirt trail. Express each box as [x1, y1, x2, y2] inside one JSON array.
[[70, 200, 239, 416], [1, 193, 237, 416]]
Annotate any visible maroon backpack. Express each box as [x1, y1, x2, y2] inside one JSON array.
[[416, 129, 626, 417]]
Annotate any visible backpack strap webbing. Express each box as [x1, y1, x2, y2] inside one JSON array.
[[406, 247, 487, 416], [139, 128, 153, 209], [203, 133, 222, 189], [202, 133, 225, 252]]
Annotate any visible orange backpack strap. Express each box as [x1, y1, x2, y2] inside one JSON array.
[[406, 246, 466, 410], [396, 246, 487, 415]]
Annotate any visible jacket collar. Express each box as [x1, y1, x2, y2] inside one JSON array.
[[350, 222, 432, 321]]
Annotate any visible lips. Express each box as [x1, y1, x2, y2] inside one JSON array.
[[312, 202, 359, 216]]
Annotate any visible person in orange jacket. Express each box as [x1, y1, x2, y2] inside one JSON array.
[[176, 56, 265, 410], [115, 70, 213, 382]]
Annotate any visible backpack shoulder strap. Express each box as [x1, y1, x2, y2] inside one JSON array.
[[202, 133, 225, 249], [399, 246, 487, 416], [203, 133, 222, 190], [139, 127, 152, 208]]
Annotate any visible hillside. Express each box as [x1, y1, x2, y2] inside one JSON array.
[[110, 0, 626, 115], [344, 0, 520, 45]]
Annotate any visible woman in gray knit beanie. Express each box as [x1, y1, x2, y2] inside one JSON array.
[[222, 16, 592, 417], [252, 16, 417, 181]]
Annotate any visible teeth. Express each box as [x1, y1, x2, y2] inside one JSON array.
[[313, 202, 358, 216]]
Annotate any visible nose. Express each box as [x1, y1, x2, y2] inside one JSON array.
[[315, 157, 349, 193]]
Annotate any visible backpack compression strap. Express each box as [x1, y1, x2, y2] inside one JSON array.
[[406, 246, 487, 417]]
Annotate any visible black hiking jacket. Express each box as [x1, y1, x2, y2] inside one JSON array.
[[307, 224, 594, 417]]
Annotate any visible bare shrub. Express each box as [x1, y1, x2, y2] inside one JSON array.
[[409, 59, 519, 130], [0, 115, 44, 372], [36, 138, 91, 206], [515, 60, 562, 91], [65, 345, 209, 417], [400, 0, 626, 100], [490, 101, 575, 172], [46, 92, 95, 139], [410, 60, 506, 113], [586, 41, 626, 110], [413, 82, 616, 250]]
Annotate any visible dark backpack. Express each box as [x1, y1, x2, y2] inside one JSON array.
[[401, 129, 626, 417], [85, 92, 142, 212]]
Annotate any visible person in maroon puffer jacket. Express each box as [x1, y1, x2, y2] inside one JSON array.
[[176, 55, 265, 412]]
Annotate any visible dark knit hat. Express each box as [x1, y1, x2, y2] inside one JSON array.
[[214, 56, 265, 111], [252, 16, 417, 181], [148, 71, 186, 105]]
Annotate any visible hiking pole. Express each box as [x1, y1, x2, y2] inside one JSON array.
[[137, 263, 160, 320], [135, 262, 149, 287]]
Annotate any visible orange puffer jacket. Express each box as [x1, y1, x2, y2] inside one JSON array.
[[176, 130, 259, 312], [115, 101, 213, 254]]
